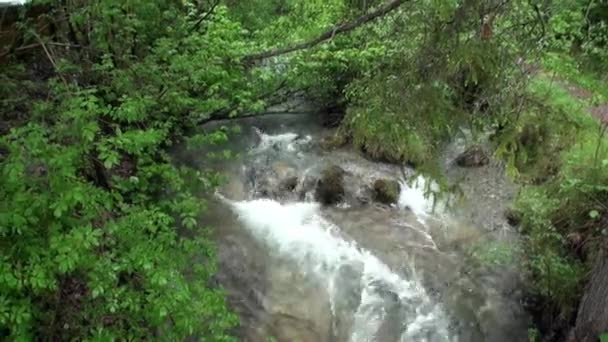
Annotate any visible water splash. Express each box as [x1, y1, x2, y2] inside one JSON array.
[[253, 128, 311, 152], [225, 198, 451, 341], [398, 176, 438, 223]]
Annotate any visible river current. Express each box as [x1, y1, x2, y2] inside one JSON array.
[[179, 113, 530, 341]]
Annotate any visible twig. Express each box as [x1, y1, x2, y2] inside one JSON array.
[[30, 31, 69, 87], [531, 2, 546, 40], [0, 42, 82, 59], [584, 0, 596, 41], [594, 122, 607, 166]]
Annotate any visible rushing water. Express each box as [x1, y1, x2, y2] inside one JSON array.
[[180, 113, 530, 341], [222, 198, 450, 341]]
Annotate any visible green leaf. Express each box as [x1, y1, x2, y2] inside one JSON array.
[[590, 210, 600, 219]]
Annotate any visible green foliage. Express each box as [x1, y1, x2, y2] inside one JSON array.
[[543, 0, 608, 72], [471, 241, 520, 267], [0, 0, 284, 339], [527, 251, 583, 312], [1, 0, 606, 339], [335, 0, 541, 166], [494, 76, 592, 181], [508, 70, 608, 318], [227, 0, 348, 43], [542, 52, 608, 102], [528, 327, 539, 342]]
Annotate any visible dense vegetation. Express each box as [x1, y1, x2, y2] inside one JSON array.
[[1, 0, 606, 340]]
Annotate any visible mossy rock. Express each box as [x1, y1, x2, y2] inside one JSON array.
[[315, 165, 345, 205], [372, 179, 401, 205]]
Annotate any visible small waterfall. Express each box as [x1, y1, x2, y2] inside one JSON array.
[[253, 128, 312, 153], [398, 176, 434, 223], [225, 198, 452, 341], [205, 120, 529, 342]]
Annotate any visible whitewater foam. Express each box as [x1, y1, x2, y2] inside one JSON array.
[[252, 128, 311, 153], [226, 198, 451, 341], [398, 175, 443, 223]]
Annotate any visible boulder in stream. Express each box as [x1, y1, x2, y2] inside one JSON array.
[[272, 161, 296, 180], [279, 176, 299, 192], [372, 178, 401, 205], [455, 145, 490, 167], [315, 165, 345, 205]]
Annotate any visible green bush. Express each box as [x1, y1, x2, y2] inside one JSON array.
[[0, 0, 269, 339]]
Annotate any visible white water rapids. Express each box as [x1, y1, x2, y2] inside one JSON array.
[[192, 115, 529, 341], [217, 130, 453, 341], [224, 197, 451, 341]]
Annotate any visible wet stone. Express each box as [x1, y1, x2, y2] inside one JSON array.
[[315, 165, 346, 205], [455, 145, 490, 167]]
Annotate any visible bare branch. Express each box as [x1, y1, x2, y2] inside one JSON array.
[[243, 0, 411, 63], [0, 42, 82, 59], [31, 31, 69, 87]]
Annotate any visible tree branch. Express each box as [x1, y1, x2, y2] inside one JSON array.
[[198, 79, 290, 125], [189, 0, 220, 34], [243, 0, 411, 63], [199, 110, 316, 126], [31, 31, 69, 87]]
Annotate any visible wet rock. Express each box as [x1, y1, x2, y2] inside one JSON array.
[[372, 179, 401, 205], [253, 177, 276, 199], [315, 165, 345, 205], [270, 314, 326, 342], [319, 105, 345, 127], [319, 134, 347, 151], [455, 145, 489, 167], [355, 185, 374, 204], [220, 177, 247, 201], [272, 161, 296, 180], [246, 160, 300, 199], [279, 176, 299, 192], [296, 173, 318, 201]]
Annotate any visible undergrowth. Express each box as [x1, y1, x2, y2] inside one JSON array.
[[506, 57, 608, 328]]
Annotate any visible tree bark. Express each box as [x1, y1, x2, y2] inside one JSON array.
[[568, 237, 608, 342], [243, 0, 411, 62]]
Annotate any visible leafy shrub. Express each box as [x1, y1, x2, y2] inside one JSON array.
[[0, 0, 268, 339]]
